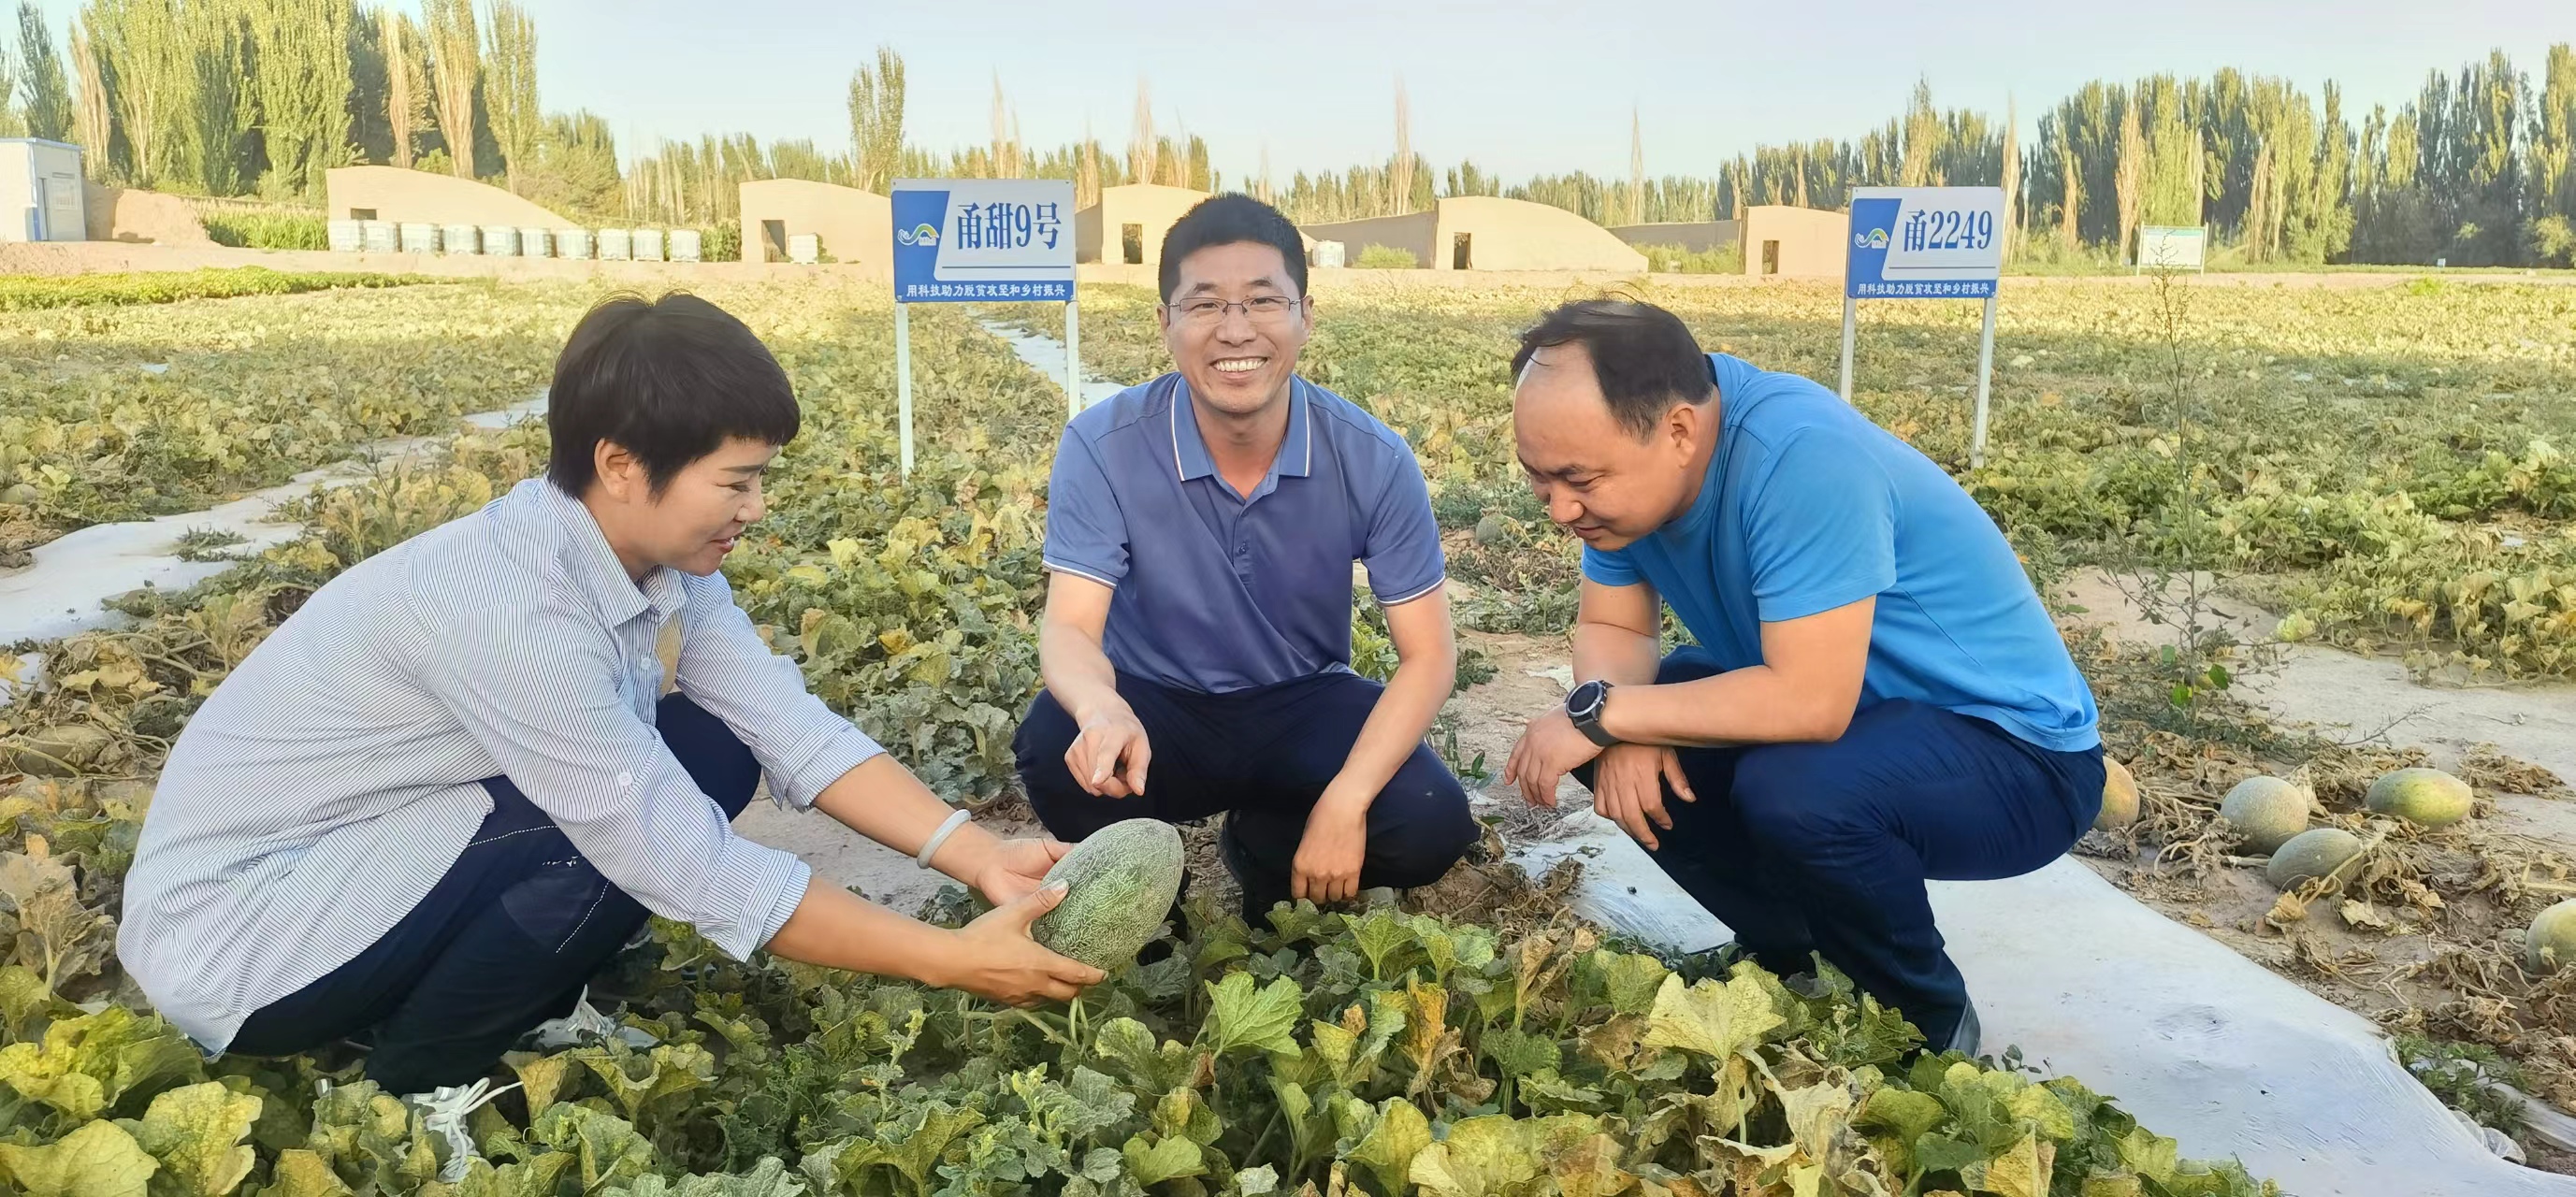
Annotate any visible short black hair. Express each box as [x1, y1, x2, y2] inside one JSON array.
[[1511, 298, 1714, 438], [545, 292, 801, 498], [1159, 194, 1309, 303]]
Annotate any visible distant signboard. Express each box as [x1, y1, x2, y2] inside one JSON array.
[[1844, 186, 2006, 299], [2137, 224, 2207, 272], [890, 179, 1076, 303]]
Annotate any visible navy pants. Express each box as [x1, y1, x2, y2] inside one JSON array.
[[1577, 647, 2103, 1047], [228, 693, 758, 1093], [1012, 670, 1478, 920]]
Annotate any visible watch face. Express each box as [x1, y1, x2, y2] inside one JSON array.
[[1570, 680, 1605, 718]]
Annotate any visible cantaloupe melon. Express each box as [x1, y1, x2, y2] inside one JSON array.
[[2094, 759, 2140, 830], [2219, 775, 2310, 854], [2265, 827, 2365, 890], [2526, 900, 2576, 975], [1473, 514, 1515, 548], [2364, 768, 2474, 829], [1030, 818, 1187, 973]]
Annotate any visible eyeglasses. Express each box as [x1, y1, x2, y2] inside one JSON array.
[[1163, 295, 1307, 325]]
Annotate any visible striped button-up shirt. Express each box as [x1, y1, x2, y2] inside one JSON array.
[[121, 478, 884, 1051]]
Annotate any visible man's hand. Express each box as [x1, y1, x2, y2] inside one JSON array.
[[1588, 743, 1696, 851], [1292, 790, 1369, 904], [973, 836, 1074, 906], [1504, 705, 1607, 812], [1065, 705, 1151, 798]]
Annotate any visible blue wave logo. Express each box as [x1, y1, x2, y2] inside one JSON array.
[[895, 223, 941, 248], [1852, 227, 1889, 250]]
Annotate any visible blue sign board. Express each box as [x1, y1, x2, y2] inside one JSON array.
[[890, 178, 1077, 303], [1844, 186, 2006, 300]]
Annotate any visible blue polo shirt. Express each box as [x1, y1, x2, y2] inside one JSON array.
[[1582, 353, 2100, 753], [1042, 374, 1445, 694]]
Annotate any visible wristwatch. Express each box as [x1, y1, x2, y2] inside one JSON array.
[[1566, 679, 1618, 748]]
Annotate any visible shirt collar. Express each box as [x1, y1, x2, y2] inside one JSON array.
[[529, 480, 686, 626], [1169, 377, 1312, 493]]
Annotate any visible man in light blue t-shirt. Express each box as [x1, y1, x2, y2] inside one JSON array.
[[1499, 298, 2104, 1056]]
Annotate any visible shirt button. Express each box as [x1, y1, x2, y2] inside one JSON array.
[[615, 772, 634, 787]]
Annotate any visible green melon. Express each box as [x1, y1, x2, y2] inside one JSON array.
[[2219, 775, 2311, 854], [0, 483, 37, 507], [1030, 818, 1187, 973], [2525, 900, 2576, 975], [2265, 827, 2366, 890], [2364, 767, 2474, 829], [1472, 514, 1515, 548], [2094, 759, 2140, 830]]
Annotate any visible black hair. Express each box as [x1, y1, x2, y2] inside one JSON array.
[[544, 292, 801, 498], [1510, 298, 1714, 438], [1158, 194, 1310, 303]]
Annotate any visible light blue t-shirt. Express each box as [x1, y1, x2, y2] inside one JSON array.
[[1582, 353, 2100, 752]]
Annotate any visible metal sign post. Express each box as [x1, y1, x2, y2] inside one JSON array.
[[1840, 185, 2008, 468], [889, 177, 1078, 476]]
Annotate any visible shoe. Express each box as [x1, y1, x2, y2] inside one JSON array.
[[404, 1076, 522, 1182], [1946, 998, 1982, 1058], [520, 987, 659, 1052], [1216, 817, 1285, 924]]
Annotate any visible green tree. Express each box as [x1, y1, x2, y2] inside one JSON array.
[[2532, 44, 2576, 265], [845, 43, 903, 193], [246, 0, 353, 196], [421, 0, 475, 178], [481, 0, 534, 192], [18, 4, 76, 141], [84, 0, 192, 188]]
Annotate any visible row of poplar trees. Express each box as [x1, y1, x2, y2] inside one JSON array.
[[1397, 53, 2576, 268], [0, 0, 619, 216]]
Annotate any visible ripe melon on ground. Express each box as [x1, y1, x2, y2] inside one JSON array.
[[1472, 514, 1516, 548], [2266, 827, 2366, 890], [1030, 818, 1187, 973], [2526, 901, 2576, 974], [2219, 775, 2311, 854], [2364, 767, 2474, 829], [2094, 759, 2140, 830]]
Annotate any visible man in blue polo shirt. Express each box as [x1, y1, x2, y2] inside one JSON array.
[[1500, 298, 2105, 1056], [1013, 195, 1476, 921]]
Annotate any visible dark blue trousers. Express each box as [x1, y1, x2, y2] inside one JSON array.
[[1012, 670, 1477, 920], [227, 693, 759, 1093], [1578, 647, 2103, 1047]]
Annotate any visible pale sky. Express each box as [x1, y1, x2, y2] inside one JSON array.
[[22, 1, 2574, 181]]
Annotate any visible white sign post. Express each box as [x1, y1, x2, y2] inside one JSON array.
[[1839, 186, 2008, 468], [889, 178, 1078, 477]]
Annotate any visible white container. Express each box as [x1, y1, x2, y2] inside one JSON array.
[[481, 225, 519, 256], [398, 223, 438, 253], [326, 220, 363, 252], [518, 227, 551, 258], [631, 228, 665, 262], [359, 220, 398, 253], [1310, 239, 1346, 268], [597, 228, 631, 261], [788, 233, 819, 265], [441, 224, 480, 254], [668, 229, 702, 263], [555, 228, 590, 260]]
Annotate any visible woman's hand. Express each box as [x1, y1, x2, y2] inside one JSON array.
[[974, 836, 1074, 905], [927, 882, 1107, 1007]]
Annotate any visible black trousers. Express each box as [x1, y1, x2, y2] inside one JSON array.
[[227, 694, 759, 1093], [1573, 647, 2104, 1047], [1011, 670, 1477, 920]]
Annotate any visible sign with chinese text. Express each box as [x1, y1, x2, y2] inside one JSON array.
[[2137, 224, 2207, 272], [890, 178, 1076, 303], [1844, 186, 2005, 299]]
